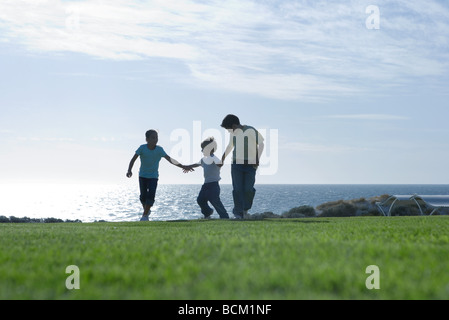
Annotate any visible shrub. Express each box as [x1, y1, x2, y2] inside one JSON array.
[[246, 212, 279, 220], [9, 216, 27, 223], [282, 206, 316, 218], [65, 219, 83, 223], [318, 202, 357, 217], [360, 209, 382, 216], [391, 206, 421, 216], [43, 217, 64, 223]]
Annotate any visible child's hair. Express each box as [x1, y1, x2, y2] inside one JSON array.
[[145, 129, 158, 139], [201, 137, 217, 155], [221, 114, 240, 129]]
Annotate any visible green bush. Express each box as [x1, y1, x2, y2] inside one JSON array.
[[391, 205, 421, 216], [318, 202, 357, 217], [0, 216, 10, 223], [246, 211, 279, 220], [282, 205, 316, 218]]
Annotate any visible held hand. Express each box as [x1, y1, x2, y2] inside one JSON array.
[[218, 157, 225, 168], [182, 165, 194, 173]]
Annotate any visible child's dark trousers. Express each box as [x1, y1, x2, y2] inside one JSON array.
[[197, 182, 229, 219]]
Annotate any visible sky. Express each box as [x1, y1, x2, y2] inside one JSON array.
[[1, 0, 449, 185]]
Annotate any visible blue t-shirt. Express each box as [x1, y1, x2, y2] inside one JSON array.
[[135, 145, 167, 179]]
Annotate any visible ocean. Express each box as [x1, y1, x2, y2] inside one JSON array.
[[1, 184, 448, 222]]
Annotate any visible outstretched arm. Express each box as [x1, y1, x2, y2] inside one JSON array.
[[126, 154, 139, 178], [164, 155, 194, 172]]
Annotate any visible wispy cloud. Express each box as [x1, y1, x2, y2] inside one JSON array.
[[16, 136, 75, 142], [326, 114, 410, 121], [1, 0, 448, 100], [280, 141, 363, 154]]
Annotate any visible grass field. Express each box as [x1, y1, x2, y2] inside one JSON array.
[[1, 216, 449, 300]]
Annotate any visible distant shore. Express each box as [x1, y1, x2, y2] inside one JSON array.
[[2, 194, 446, 223], [0, 216, 83, 223]]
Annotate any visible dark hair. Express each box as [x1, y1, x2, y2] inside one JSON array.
[[221, 114, 240, 129], [145, 129, 158, 139], [201, 137, 217, 155]]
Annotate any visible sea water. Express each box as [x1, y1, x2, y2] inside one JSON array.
[[1, 184, 448, 222]]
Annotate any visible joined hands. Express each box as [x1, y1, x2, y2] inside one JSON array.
[[182, 165, 195, 173]]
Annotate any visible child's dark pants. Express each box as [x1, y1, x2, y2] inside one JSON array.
[[139, 177, 158, 207], [197, 182, 229, 219]]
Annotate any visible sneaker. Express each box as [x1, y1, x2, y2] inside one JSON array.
[[233, 214, 243, 220], [140, 214, 150, 222], [203, 209, 214, 219]]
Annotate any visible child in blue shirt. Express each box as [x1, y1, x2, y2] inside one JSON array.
[[184, 137, 229, 219], [127, 129, 190, 221]]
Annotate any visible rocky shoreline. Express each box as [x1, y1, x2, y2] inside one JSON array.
[[245, 195, 390, 219], [246, 194, 448, 219]]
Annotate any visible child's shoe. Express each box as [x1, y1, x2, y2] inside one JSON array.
[[140, 212, 150, 222], [203, 209, 214, 219]]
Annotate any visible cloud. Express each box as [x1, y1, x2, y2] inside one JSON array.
[[0, 0, 202, 60], [0, 0, 448, 100], [16, 136, 76, 142], [280, 141, 360, 154], [326, 114, 410, 121], [188, 64, 360, 101]]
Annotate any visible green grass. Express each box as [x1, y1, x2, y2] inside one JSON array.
[[1, 217, 449, 300]]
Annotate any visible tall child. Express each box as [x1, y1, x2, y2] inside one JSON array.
[[220, 115, 264, 219], [127, 129, 190, 221]]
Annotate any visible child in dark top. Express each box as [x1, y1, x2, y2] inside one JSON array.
[[184, 137, 229, 219]]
